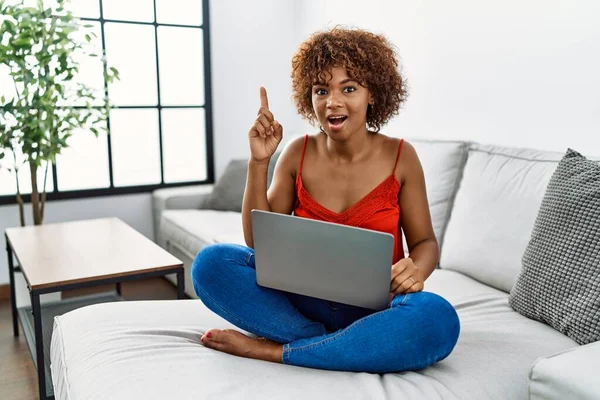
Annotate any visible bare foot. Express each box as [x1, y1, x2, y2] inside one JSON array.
[[200, 329, 284, 363]]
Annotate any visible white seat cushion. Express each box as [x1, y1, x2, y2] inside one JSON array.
[[160, 209, 245, 258], [50, 270, 577, 400], [529, 340, 600, 400]]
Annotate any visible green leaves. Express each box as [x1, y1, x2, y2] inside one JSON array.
[[0, 0, 120, 168], [107, 66, 120, 82], [1, 19, 16, 33]]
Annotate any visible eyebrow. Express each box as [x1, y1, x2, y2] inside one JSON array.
[[313, 78, 358, 87]]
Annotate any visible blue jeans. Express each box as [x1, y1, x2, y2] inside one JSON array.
[[191, 243, 460, 373]]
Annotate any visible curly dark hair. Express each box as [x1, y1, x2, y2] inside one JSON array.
[[291, 27, 408, 132]]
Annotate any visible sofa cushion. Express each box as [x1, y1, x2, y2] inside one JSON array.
[[152, 185, 215, 248], [200, 152, 281, 212], [198, 159, 248, 212], [439, 144, 600, 293], [409, 139, 469, 249], [509, 149, 600, 345], [161, 210, 245, 259], [50, 269, 577, 400], [529, 340, 600, 400]]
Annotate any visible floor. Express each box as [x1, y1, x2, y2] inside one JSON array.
[[0, 277, 182, 400]]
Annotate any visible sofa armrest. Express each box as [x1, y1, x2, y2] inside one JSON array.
[[529, 340, 600, 399], [152, 184, 214, 247]]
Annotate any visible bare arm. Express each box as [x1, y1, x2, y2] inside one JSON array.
[[241, 87, 304, 247], [398, 141, 439, 281], [390, 141, 439, 295], [242, 159, 271, 247], [241, 138, 302, 247]]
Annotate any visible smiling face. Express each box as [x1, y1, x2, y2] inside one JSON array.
[[312, 66, 372, 139]]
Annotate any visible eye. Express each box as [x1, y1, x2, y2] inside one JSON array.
[[315, 88, 327, 95], [343, 86, 356, 93]]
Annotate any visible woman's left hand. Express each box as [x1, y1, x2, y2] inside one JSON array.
[[390, 257, 425, 295]]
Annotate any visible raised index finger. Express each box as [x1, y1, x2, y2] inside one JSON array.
[[260, 86, 269, 109]]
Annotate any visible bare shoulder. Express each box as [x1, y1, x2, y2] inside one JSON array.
[[399, 139, 419, 163], [273, 134, 309, 178], [377, 135, 421, 184], [398, 140, 423, 185]]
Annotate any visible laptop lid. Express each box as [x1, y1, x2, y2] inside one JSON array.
[[251, 210, 394, 310]]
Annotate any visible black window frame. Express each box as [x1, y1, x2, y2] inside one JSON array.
[[0, 0, 214, 206]]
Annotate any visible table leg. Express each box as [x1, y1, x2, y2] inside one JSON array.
[[31, 292, 47, 400], [6, 237, 19, 337], [176, 270, 185, 299]]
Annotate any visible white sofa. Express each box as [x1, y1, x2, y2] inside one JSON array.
[[50, 140, 600, 400]]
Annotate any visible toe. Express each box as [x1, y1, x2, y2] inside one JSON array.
[[201, 328, 220, 344]]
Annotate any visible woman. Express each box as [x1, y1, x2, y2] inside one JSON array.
[[191, 27, 460, 373]]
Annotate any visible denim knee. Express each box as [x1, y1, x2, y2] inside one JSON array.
[[420, 292, 461, 358], [393, 291, 460, 365], [191, 243, 229, 298]]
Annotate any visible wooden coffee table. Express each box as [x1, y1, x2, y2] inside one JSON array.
[[5, 217, 185, 400]]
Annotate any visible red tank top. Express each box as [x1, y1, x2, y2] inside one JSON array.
[[293, 135, 405, 264]]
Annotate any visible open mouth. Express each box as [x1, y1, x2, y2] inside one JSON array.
[[327, 115, 348, 127]]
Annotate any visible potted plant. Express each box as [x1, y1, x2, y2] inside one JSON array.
[[0, 0, 119, 226]]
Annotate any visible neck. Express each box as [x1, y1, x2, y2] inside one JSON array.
[[322, 127, 373, 162]]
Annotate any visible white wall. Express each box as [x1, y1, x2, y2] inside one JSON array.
[[209, 0, 307, 178], [296, 0, 600, 153]]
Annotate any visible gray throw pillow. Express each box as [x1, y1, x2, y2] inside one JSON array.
[[508, 149, 600, 345], [200, 152, 281, 212]]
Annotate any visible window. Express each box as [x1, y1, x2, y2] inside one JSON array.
[[0, 0, 214, 204]]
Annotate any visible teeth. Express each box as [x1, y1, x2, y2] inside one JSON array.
[[329, 116, 346, 120]]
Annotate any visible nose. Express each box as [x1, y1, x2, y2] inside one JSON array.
[[326, 91, 343, 109]]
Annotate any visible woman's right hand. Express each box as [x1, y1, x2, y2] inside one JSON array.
[[249, 87, 283, 163]]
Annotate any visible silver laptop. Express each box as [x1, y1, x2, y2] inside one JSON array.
[[251, 210, 394, 310]]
